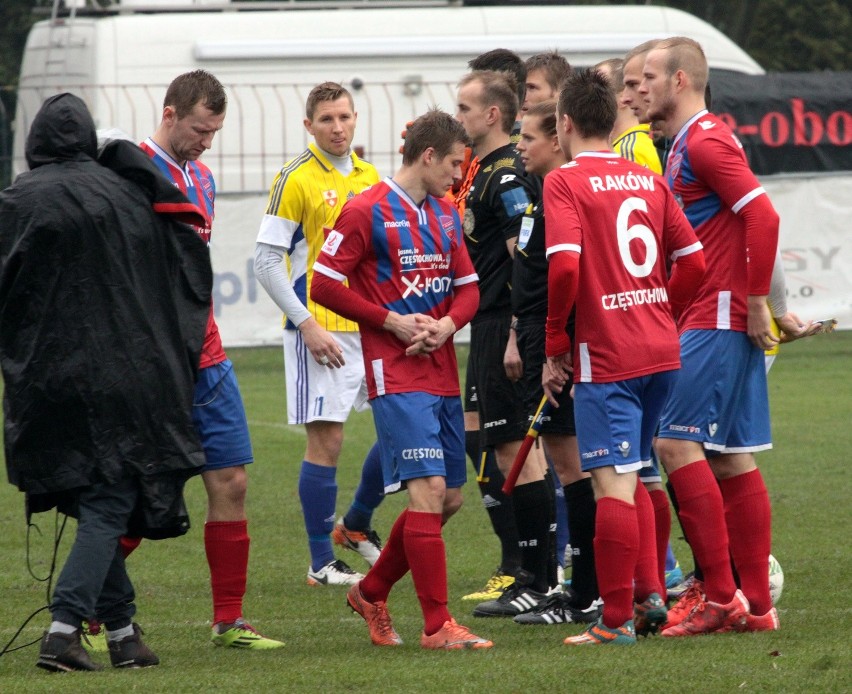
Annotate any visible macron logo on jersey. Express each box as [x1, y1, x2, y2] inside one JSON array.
[[384, 219, 411, 229], [698, 120, 716, 131], [322, 229, 344, 256]]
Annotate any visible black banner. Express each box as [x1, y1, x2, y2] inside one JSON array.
[[710, 71, 852, 176]]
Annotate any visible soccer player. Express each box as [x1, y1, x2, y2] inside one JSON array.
[[507, 100, 602, 627], [456, 49, 528, 603], [255, 82, 385, 586], [455, 70, 557, 617], [522, 51, 572, 113], [311, 108, 492, 650], [543, 68, 705, 646], [596, 58, 662, 174], [131, 70, 283, 649], [621, 40, 662, 125], [641, 37, 781, 635], [468, 48, 527, 140], [598, 54, 687, 595]]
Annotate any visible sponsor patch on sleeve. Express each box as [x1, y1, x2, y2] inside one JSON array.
[[500, 187, 531, 218], [321, 229, 344, 256]]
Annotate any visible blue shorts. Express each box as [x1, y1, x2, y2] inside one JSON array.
[[192, 359, 253, 470], [659, 330, 772, 454], [370, 392, 466, 494], [574, 371, 676, 475]]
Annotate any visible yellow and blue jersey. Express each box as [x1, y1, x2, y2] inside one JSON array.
[[258, 143, 379, 330]]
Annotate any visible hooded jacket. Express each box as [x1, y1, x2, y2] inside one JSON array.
[[0, 93, 212, 525]]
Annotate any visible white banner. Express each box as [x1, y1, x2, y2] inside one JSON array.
[[211, 173, 852, 348]]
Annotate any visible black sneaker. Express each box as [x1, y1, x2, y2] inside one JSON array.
[[108, 623, 160, 668], [473, 581, 547, 618], [513, 592, 603, 625], [36, 630, 104, 672]]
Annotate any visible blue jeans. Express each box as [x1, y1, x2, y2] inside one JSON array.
[[50, 477, 138, 630]]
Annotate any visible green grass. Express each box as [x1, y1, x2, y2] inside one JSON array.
[[1, 335, 851, 692]]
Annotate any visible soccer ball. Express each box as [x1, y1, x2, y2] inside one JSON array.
[[768, 554, 784, 605]]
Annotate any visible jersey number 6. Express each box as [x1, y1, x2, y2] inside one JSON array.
[[616, 197, 657, 278]]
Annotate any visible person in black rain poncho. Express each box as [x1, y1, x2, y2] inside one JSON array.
[[0, 93, 212, 672]]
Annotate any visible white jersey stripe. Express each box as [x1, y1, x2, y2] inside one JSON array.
[[313, 262, 346, 282], [372, 359, 386, 396], [453, 273, 479, 286], [579, 343, 591, 383], [731, 187, 766, 214], [716, 290, 732, 330], [670, 241, 704, 260], [545, 243, 582, 259]]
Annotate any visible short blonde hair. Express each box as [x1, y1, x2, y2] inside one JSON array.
[[654, 37, 709, 94]]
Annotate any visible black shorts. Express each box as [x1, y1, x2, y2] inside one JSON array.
[[464, 357, 477, 413], [469, 313, 529, 447], [515, 315, 576, 436]]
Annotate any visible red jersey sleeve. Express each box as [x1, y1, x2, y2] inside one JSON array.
[[447, 234, 480, 329], [311, 203, 390, 329], [689, 129, 778, 296], [543, 171, 582, 357]]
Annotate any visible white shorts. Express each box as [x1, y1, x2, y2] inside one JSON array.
[[283, 329, 370, 424]]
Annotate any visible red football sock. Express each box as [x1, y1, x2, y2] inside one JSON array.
[[633, 483, 662, 601], [719, 469, 772, 615], [360, 510, 410, 603], [205, 520, 249, 625], [404, 511, 451, 636], [668, 462, 737, 604], [594, 497, 638, 629], [120, 536, 142, 558], [648, 487, 672, 597]]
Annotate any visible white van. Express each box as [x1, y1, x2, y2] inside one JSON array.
[[14, 0, 763, 189], [13, 1, 772, 346]]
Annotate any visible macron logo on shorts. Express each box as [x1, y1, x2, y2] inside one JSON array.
[[322, 229, 344, 256]]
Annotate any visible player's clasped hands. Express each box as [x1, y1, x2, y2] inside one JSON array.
[[407, 314, 457, 356], [383, 311, 455, 356]]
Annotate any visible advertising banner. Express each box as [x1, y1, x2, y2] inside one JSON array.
[[212, 174, 851, 348], [712, 72, 852, 175]]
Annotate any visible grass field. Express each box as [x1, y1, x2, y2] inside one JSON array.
[[1, 335, 850, 692]]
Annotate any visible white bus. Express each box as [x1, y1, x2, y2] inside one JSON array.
[[14, 0, 764, 188]]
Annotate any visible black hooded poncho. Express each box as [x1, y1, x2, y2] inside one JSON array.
[[0, 93, 212, 521]]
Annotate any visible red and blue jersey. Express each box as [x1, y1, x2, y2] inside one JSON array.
[[314, 179, 478, 399], [665, 111, 776, 332], [141, 138, 225, 367], [544, 152, 702, 383]]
